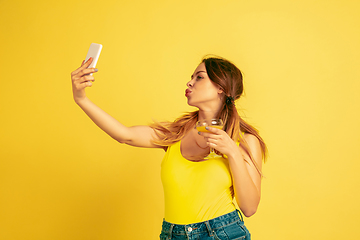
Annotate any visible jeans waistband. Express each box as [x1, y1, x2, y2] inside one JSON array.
[[161, 210, 244, 237]]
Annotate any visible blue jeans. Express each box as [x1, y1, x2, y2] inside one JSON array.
[[160, 210, 251, 240]]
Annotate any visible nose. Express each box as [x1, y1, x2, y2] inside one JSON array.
[[187, 79, 194, 87]]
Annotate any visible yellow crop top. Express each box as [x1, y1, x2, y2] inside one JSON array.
[[161, 140, 236, 224]]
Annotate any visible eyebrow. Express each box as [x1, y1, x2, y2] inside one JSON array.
[[191, 70, 206, 79]]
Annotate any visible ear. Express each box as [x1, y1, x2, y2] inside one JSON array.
[[217, 87, 224, 94]]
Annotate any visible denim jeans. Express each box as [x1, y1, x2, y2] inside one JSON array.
[[160, 210, 251, 240]]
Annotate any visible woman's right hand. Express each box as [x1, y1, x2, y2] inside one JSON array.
[[71, 58, 98, 103]]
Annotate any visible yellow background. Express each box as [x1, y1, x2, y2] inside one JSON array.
[[1, 0, 359, 239]]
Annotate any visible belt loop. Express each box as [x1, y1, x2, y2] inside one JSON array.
[[168, 224, 174, 240], [236, 209, 244, 222], [205, 221, 214, 237]]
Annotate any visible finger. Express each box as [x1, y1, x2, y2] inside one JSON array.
[[83, 57, 93, 67], [206, 140, 219, 149], [72, 63, 86, 76], [199, 132, 218, 138], [206, 126, 223, 134], [73, 68, 98, 82], [73, 79, 93, 92], [75, 75, 95, 86], [208, 142, 216, 147], [83, 74, 96, 82], [80, 67, 98, 76], [81, 80, 93, 88], [207, 137, 219, 145], [72, 57, 93, 76], [72, 72, 95, 86]]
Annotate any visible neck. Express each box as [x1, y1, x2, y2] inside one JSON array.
[[197, 102, 223, 121], [194, 98, 224, 121], [198, 110, 218, 121]]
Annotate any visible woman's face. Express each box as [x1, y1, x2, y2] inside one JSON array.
[[185, 63, 223, 109]]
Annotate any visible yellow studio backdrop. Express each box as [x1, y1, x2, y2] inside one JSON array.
[[0, 0, 359, 239]]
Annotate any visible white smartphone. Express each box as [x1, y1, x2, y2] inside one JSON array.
[[85, 43, 102, 69]]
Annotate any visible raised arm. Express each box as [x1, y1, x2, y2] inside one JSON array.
[[71, 58, 162, 148]]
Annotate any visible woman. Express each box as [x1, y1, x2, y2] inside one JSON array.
[[71, 56, 267, 240]]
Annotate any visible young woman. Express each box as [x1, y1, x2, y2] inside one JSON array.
[[71, 56, 267, 240]]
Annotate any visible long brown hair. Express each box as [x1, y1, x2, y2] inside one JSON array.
[[151, 56, 267, 175]]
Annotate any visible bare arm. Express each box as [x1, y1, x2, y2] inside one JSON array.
[[200, 128, 263, 217], [227, 134, 262, 217], [71, 58, 163, 148]]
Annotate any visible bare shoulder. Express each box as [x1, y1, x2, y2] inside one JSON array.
[[242, 133, 263, 167], [242, 133, 263, 191], [243, 133, 261, 150]]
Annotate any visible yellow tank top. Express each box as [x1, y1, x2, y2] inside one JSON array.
[[161, 140, 236, 224]]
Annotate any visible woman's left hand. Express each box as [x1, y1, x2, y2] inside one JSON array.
[[199, 127, 239, 158]]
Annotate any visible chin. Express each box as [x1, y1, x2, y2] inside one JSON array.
[[186, 98, 196, 107]]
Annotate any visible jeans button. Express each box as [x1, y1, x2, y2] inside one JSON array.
[[188, 227, 192, 232]]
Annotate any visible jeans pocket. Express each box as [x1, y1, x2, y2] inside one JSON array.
[[239, 223, 251, 240], [214, 231, 246, 240], [213, 222, 247, 240]]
